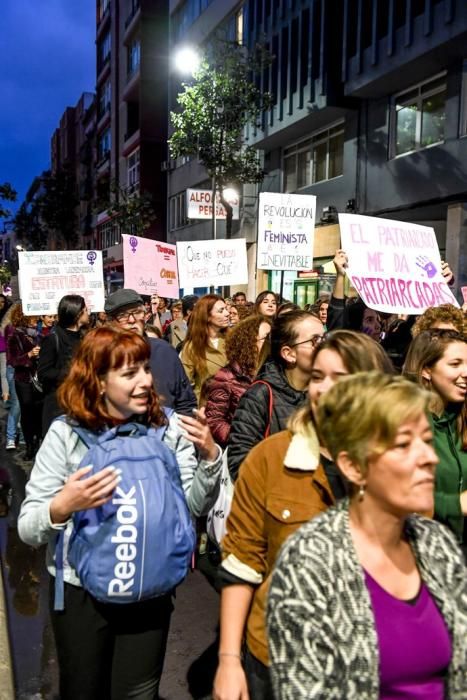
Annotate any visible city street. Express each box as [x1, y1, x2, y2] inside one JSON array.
[[0, 406, 220, 700]]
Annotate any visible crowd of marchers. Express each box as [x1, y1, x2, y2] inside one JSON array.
[[1, 249, 467, 699]]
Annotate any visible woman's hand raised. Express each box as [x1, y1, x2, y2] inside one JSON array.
[[49, 465, 121, 524], [178, 407, 219, 462]]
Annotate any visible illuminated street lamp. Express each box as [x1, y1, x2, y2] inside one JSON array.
[[174, 47, 200, 76]]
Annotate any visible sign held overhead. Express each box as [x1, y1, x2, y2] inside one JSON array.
[[257, 192, 316, 271], [339, 213, 458, 315]]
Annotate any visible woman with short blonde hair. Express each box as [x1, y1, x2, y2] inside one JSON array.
[[268, 372, 467, 699]]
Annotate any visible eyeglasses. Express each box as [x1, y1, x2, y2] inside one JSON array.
[[115, 308, 145, 323], [291, 334, 325, 348]]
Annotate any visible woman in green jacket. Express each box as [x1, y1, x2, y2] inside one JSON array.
[[404, 329, 467, 552]]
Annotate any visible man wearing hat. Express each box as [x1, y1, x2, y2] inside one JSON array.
[[104, 289, 196, 415]]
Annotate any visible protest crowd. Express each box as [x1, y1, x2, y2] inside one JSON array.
[[2, 245, 467, 700]]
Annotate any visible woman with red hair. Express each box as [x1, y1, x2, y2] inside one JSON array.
[[18, 326, 222, 699], [180, 294, 230, 403]]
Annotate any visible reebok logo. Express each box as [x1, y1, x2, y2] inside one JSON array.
[[108, 485, 139, 598]]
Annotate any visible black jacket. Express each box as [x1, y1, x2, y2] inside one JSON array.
[[148, 337, 196, 416], [227, 359, 307, 481], [37, 327, 82, 435]]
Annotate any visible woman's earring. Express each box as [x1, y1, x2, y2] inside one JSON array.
[[358, 483, 366, 501]]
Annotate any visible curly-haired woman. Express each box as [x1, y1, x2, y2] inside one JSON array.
[[180, 294, 230, 403], [204, 316, 271, 449], [411, 303, 464, 338]]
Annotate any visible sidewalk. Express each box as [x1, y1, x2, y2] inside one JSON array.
[[0, 556, 14, 700]]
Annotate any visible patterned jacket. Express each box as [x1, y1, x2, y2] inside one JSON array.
[[267, 499, 467, 700]]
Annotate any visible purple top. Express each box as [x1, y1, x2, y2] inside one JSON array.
[[365, 570, 452, 699]]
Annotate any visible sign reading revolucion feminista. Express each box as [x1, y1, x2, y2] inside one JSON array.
[[18, 249, 105, 314], [257, 192, 316, 270], [123, 234, 179, 298], [339, 213, 459, 315]]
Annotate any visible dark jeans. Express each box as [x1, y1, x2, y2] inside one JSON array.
[[15, 380, 43, 446], [49, 580, 173, 700], [244, 648, 274, 700]]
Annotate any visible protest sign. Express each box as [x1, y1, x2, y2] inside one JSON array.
[[186, 189, 239, 220], [338, 213, 459, 315], [122, 234, 179, 298], [257, 192, 316, 271], [18, 250, 105, 314], [176, 239, 248, 289]]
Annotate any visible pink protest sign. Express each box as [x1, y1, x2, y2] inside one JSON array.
[[122, 234, 179, 298], [338, 214, 458, 315]]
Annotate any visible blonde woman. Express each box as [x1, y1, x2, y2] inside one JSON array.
[[268, 372, 467, 699]]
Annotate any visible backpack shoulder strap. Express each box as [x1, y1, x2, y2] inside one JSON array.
[[251, 380, 274, 438]]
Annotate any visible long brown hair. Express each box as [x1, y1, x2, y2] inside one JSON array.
[[403, 329, 467, 450], [58, 326, 166, 431], [183, 294, 225, 375]]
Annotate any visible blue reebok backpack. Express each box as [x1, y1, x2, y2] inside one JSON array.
[[54, 416, 196, 609]]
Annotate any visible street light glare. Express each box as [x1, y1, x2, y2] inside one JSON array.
[[174, 47, 200, 75], [223, 188, 238, 201]]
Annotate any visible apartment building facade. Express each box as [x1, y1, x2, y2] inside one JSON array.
[[168, 0, 467, 301], [94, 0, 169, 283]]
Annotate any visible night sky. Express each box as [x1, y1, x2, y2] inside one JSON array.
[[1, 1, 95, 216]]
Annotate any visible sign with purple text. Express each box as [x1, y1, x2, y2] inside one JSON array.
[[338, 214, 458, 314], [257, 192, 316, 271], [123, 234, 179, 298], [176, 238, 248, 289], [18, 250, 105, 314]]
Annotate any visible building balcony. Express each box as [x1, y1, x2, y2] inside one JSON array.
[[124, 2, 141, 40], [96, 152, 111, 178], [122, 128, 140, 157], [96, 105, 111, 133], [97, 4, 111, 41], [343, 0, 467, 99], [122, 66, 140, 102], [97, 56, 111, 86]]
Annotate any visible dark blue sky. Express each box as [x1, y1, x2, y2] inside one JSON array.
[[1, 1, 95, 215]]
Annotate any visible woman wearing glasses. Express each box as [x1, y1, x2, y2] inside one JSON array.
[[227, 310, 325, 481], [404, 329, 467, 555], [213, 331, 393, 700]]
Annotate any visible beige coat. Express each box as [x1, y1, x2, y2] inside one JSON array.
[[180, 337, 227, 404]]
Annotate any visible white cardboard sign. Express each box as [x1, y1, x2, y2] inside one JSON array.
[[257, 192, 316, 270], [176, 238, 248, 288], [18, 249, 105, 314], [339, 213, 458, 314]]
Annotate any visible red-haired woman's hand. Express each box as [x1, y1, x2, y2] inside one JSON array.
[[49, 465, 121, 524], [178, 407, 218, 462]]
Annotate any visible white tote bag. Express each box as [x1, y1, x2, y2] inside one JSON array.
[[206, 450, 234, 547]]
